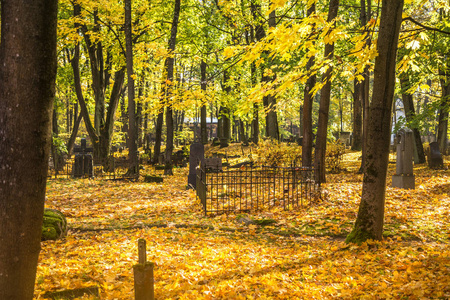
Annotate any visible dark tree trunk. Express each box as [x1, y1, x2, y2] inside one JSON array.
[[352, 78, 363, 150], [438, 69, 450, 154], [164, 0, 181, 175], [302, 3, 316, 168], [120, 93, 129, 146], [219, 70, 232, 147], [137, 84, 143, 147], [248, 7, 259, 144], [359, 0, 372, 173], [251, 62, 259, 144], [239, 119, 249, 145], [200, 60, 208, 144], [0, 0, 58, 298], [400, 74, 426, 164], [51, 109, 65, 173], [67, 113, 83, 156], [125, 0, 139, 176], [346, 0, 404, 244], [152, 111, 164, 164], [314, 0, 340, 184], [72, 3, 125, 168], [261, 9, 279, 140], [251, 1, 278, 141]]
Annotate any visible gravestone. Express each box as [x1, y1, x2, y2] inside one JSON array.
[[188, 142, 205, 189], [339, 132, 351, 147], [204, 157, 222, 173], [392, 129, 415, 189], [428, 141, 444, 169], [73, 138, 93, 178]]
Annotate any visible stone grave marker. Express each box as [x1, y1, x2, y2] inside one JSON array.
[[339, 131, 351, 147], [204, 157, 222, 173], [188, 142, 205, 189], [428, 141, 444, 169], [392, 129, 415, 189], [73, 138, 93, 178]]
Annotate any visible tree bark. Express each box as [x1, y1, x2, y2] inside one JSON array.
[[67, 113, 83, 156], [72, 3, 125, 168], [314, 0, 340, 184], [0, 0, 58, 298], [152, 111, 164, 164], [346, 0, 404, 244], [359, 0, 372, 173], [164, 0, 181, 175], [400, 74, 426, 164], [264, 8, 279, 140], [219, 70, 232, 147], [437, 69, 450, 154], [200, 60, 208, 144], [125, 0, 139, 176], [352, 78, 363, 150], [248, 6, 259, 144], [302, 2, 316, 168], [251, 62, 259, 144]]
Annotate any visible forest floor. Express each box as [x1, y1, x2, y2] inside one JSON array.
[[36, 145, 450, 299]]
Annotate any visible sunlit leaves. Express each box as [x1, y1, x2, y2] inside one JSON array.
[[35, 149, 450, 299]]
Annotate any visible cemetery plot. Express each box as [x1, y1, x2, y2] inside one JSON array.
[[196, 164, 319, 215]]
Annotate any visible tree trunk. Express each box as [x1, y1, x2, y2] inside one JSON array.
[[400, 74, 426, 164], [200, 60, 208, 144], [51, 109, 65, 173], [359, 0, 372, 173], [251, 62, 259, 144], [72, 3, 125, 168], [67, 113, 83, 156], [437, 69, 450, 154], [125, 0, 139, 176], [314, 0, 340, 184], [262, 8, 279, 140], [302, 3, 316, 168], [152, 111, 164, 164], [346, 0, 404, 244], [0, 0, 58, 298], [239, 119, 249, 145], [352, 78, 363, 150], [219, 70, 232, 147], [164, 0, 181, 175]]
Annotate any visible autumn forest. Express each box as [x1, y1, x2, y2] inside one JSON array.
[[0, 0, 449, 299]]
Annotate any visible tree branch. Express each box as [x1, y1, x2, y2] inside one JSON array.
[[403, 17, 450, 35]]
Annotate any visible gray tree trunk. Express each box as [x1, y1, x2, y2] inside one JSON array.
[[0, 0, 58, 298]]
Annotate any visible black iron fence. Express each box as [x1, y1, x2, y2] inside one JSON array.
[[196, 164, 320, 215], [47, 155, 135, 180]]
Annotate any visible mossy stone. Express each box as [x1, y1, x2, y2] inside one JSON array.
[[42, 209, 67, 241], [144, 175, 163, 183]]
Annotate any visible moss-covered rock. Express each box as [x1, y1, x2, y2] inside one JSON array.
[[144, 175, 163, 183], [42, 209, 67, 241]]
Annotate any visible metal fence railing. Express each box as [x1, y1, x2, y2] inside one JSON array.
[[47, 155, 136, 180], [196, 164, 320, 215]]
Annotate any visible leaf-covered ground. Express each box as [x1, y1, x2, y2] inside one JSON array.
[[36, 150, 450, 299]]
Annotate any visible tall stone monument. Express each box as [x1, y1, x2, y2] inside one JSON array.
[[392, 129, 415, 189], [187, 142, 205, 189]]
